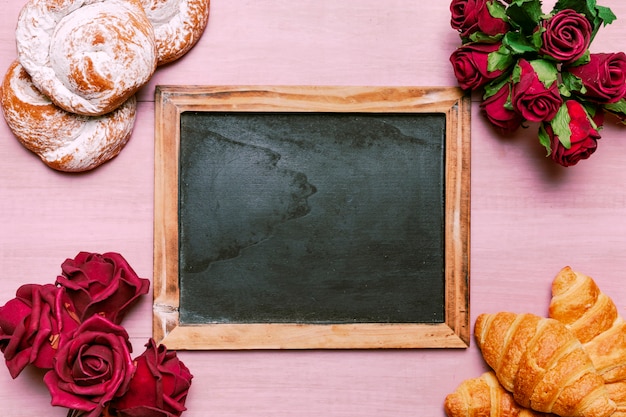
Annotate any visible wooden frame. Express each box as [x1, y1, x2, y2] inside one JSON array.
[[153, 85, 470, 349]]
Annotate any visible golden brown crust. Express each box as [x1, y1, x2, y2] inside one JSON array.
[[583, 318, 626, 383], [549, 266, 626, 413], [516, 318, 578, 409], [606, 382, 626, 416], [475, 312, 542, 394], [475, 312, 615, 417], [444, 371, 555, 417], [549, 267, 618, 343]]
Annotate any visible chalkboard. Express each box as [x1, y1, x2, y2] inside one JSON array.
[[153, 86, 470, 349]]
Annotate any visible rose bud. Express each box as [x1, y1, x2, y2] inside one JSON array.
[[541, 100, 602, 167], [56, 252, 149, 325], [110, 339, 193, 417], [565, 52, 626, 103], [43, 315, 135, 417], [450, 42, 506, 90], [511, 59, 563, 122], [480, 81, 524, 133], [539, 9, 592, 64], [0, 284, 78, 378], [450, 0, 509, 39]]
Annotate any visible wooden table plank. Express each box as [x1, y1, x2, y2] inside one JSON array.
[[1, 0, 625, 415]]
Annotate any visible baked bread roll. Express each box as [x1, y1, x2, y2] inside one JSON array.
[[1, 60, 136, 172], [549, 267, 618, 344], [139, 0, 210, 66], [549, 266, 626, 416], [444, 371, 555, 417], [15, 0, 156, 116], [475, 311, 616, 417], [606, 381, 626, 417]]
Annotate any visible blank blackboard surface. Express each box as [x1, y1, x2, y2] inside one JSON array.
[[153, 85, 470, 349], [178, 112, 445, 325]]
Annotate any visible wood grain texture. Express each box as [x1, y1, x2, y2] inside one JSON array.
[[0, 0, 625, 416], [153, 85, 470, 349]]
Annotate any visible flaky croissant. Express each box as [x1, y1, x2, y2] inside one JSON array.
[[444, 371, 555, 417], [475, 311, 616, 417], [550, 266, 626, 416]]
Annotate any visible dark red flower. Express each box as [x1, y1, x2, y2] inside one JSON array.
[[540, 9, 592, 63], [480, 81, 524, 133], [450, 0, 509, 38], [566, 52, 626, 103], [545, 100, 602, 167], [0, 284, 78, 378], [450, 42, 506, 90], [110, 339, 193, 417], [511, 59, 563, 122], [43, 315, 135, 417], [56, 252, 149, 325]]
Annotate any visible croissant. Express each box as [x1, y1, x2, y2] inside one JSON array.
[[444, 371, 555, 417], [475, 311, 616, 417], [549, 266, 626, 416], [606, 381, 626, 417]]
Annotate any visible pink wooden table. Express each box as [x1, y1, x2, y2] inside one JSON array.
[[1, 0, 626, 415]]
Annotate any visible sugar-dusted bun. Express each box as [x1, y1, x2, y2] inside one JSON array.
[[15, 0, 156, 116], [0, 60, 136, 172], [140, 0, 210, 66]]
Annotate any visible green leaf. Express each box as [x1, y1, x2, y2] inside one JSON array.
[[512, 60, 522, 84], [483, 77, 510, 100], [561, 71, 586, 94], [529, 59, 559, 87], [558, 83, 572, 97], [604, 99, 626, 117], [531, 27, 544, 50], [488, 45, 515, 72], [503, 32, 538, 55], [597, 6, 617, 26], [568, 50, 591, 67], [538, 123, 553, 156], [486, 0, 508, 21], [468, 32, 504, 43], [554, 0, 591, 12], [553, 0, 597, 17], [506, 0, 544, 33], [551, 103, 573, 149]]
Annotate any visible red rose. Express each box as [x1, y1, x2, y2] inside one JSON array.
[[110, 339, 193, 417], [450, 0, 509, 38], [43, 315, 135, 417], [511, 59, 563, 122], [566, 53, 626, 103], [0, 284, 78, 378], [480, 81, 523, 133], [544, 100, 602, 167], [56, 252, 149, 325], [450, 42, 506, 90], [539, 9, 592, 63]]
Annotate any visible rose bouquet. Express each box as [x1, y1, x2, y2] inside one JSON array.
[[449, 0, 626, 166], [0, 252, 193, 417]]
